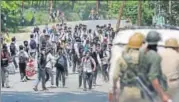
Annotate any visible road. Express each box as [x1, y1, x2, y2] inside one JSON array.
[[2, 20, 116, 102]]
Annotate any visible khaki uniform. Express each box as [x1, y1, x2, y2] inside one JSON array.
[[159, 48, 179, 97], [110, 47, 143, 102], [110, 47, 164, 102]]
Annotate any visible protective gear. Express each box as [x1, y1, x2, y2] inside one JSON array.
[[165, 38, 178, 48], [145, 31, 161, 45], [127, 33, 144, 49]]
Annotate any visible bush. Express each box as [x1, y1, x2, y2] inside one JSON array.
[[35, 11, 49, 25], [65, 12, 80, 21]]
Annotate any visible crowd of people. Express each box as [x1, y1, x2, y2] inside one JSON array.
[[2, 20, 179, 102], [1, 22, 115, 92]]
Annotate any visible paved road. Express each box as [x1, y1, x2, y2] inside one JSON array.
[[2, 20, 116, 102]]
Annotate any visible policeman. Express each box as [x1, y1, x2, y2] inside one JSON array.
[[160, 38, 179, 97], [139, 31, 170, 102], [110, 32, 145, 102], [110, 31, 171, 102]]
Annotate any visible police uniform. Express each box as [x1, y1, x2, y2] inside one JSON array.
[[159, 38, 179, 98], [110, 33, 146, 102]]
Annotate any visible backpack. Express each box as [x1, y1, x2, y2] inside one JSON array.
[[1, 51, 9, 67], [10, 43, 16, 55], [55, 55, 66, 70], [19, 51, 27, 63], [30, 40, 36, 49]]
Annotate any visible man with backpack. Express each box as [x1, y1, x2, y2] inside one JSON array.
[[29, 34, 37, 59], [55, 47, 67, 87], [10, 37, 18, 69], [1, 44, 10, 88], [81, 51, 96, 91], [18, 45, 29, 82]]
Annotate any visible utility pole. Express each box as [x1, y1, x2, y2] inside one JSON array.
[[96, 0, 99, 14]]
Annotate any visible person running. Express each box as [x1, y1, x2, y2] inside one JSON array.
[[18, 45, 29, 82]]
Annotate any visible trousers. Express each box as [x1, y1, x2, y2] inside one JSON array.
[[1, 66, 9, 87]]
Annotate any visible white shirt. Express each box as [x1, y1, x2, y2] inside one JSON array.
[[74, 42, 80, 58], [82, 57, 95, 73], [17, 50, 29, 58], [102, 50, 110, 65], [45, 53, 55, 68]]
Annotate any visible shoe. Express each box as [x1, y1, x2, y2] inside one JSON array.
[[33, 87, 38, 91], [42, 87, 48, 90], [6, 86, 10, 88], [26, 77, 30, 80], [51, 85, 56, 88]]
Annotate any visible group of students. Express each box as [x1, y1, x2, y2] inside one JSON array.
[[37, 22, 116, 91], [1, 36, 33, 88], [1, 22, 115, 91]]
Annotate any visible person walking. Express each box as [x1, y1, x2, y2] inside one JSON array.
[[81, 51, 96, 91], [33, 48, 47, 91], [45, 48, 55, 87], [159, 38, 179, 97], [1, 44, 10, 88], [55, 47, 67, 87], [18, 45, 29, 82]]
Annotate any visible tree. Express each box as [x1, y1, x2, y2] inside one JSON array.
[[116, 0, 126, 31], [137, 0, 142, 26]]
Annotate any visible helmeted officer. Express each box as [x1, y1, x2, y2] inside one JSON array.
[[159, 38, 179, 97]]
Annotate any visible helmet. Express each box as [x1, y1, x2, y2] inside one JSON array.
[[165, 38, 178, 48], [146, 31, 161, 45], [128, 32, 144, 48]]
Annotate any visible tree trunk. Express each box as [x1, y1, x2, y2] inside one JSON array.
[[96, 0, 99, 14], [116, 0, 126, 31], [49, 0, 53, 15], [31, 1, 34, 7], [137, 0, 142, 26], [72, 1, 75, 10]]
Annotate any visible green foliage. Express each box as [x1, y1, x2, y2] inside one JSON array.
[[65, 13, 80, 21], [2, 1, 179, 33]]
